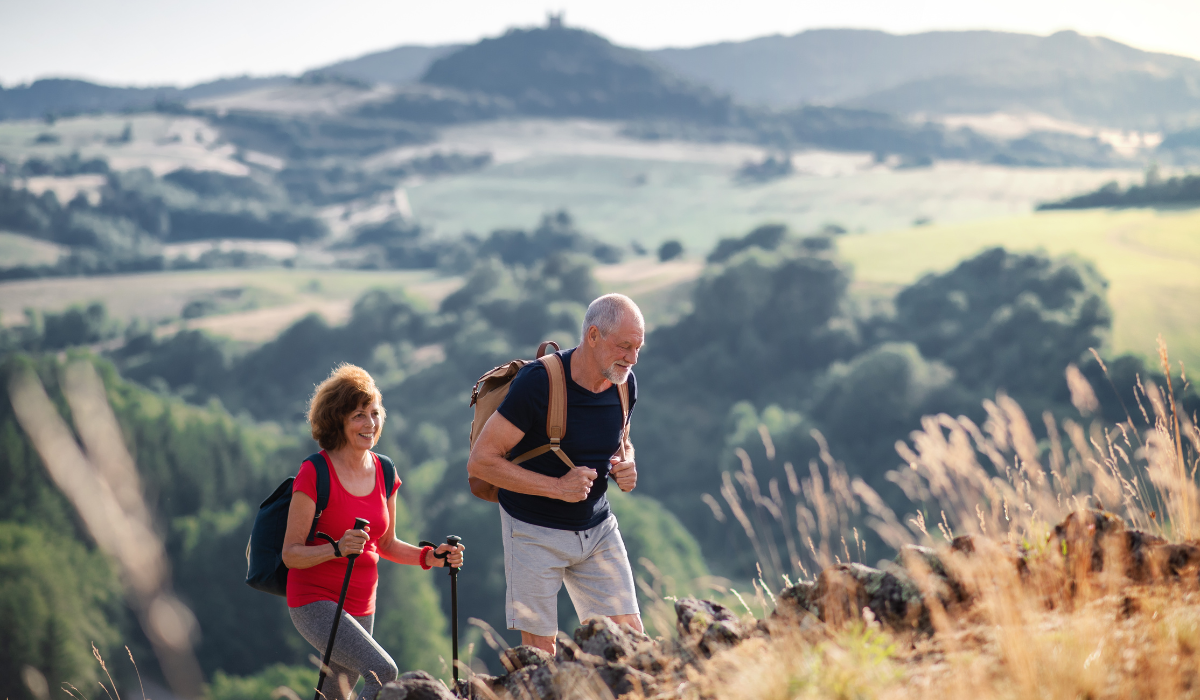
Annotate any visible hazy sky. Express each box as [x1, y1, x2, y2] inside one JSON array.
[[3, 0, 1198, 87]]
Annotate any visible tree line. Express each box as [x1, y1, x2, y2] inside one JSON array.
[[2, 216, 1195, 700]]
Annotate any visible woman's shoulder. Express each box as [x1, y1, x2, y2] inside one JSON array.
[[372, 452, 401, 494]]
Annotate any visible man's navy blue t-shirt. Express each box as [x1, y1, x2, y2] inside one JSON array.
[[496, 347, 635, 531]]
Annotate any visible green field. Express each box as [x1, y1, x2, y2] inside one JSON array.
[[839, 207, 1200, 371], [3, 115, 1189, 366], [0, 268, 457, 341], [407, 152, 1139, 253], [0, 231, 65, 267]]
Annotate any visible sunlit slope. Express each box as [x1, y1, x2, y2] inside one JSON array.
[[839, 208, 1200, 369], [0, 268, 458, 342]]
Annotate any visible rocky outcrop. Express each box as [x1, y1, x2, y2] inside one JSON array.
[[379, 671, 457, 700], [501, 646, 555, 673], [440, 509, 1200, 698], [564, 617, 663, 674], [453, 623, 658, 700], [776, 562, 929, 632], [675, 598, 748, 657], [1049, 509, 1200, 582]]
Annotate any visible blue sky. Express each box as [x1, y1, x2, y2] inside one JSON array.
[[2, 0, 1198, 86]]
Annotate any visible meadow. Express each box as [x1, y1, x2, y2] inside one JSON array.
[[839, 207, 1200, 371], [0, 267, 456, 341], [401, 120, 1141, 252]]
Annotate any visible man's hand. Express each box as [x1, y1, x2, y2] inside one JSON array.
[[609, 457, 637, 492], [556, 466, 597, 502]]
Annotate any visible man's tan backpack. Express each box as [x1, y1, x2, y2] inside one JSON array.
[[468, 340, 629, 502]]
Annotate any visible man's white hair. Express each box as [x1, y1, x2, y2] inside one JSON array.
[[581, 293, 644, 340]]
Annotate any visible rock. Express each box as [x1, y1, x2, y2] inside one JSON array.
[[895, 544, 970, 607], [1049, 510, 1200, 584], [951, 535, 976, 554], [502, 645, 555, 673], [455, 675, 503, 700], [807, 563, 929, 632], [1052, 509, 1128, 575], [1150, 542, 1200, 579], [502, 664, 558, 700], [548, 663, 612, 700], [1124, 529, 1169, 581], [571, 617, 652, 663], [377, 676, 455, 700], [499, 661, 617, 700], [675, 598, 746, 656], [776, 580, 817, 617], [593, 662, 656, 697]]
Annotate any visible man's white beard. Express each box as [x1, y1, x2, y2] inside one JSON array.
[[602, 363, 632, 385]]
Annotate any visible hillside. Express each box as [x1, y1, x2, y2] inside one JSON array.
[[0, 76, 287, 121], [652, 29, 1200, 129], [315, 44, 460, 85], [9, 27, 1200, 133], [420, 26, 737, 123]]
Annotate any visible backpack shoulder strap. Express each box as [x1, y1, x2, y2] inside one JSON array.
[[540, 353, 568, 447], [617, 382, 630, 461], [375, 453, 398, 497], [510, 353, 574, 469], [305, 452, 331, 542]]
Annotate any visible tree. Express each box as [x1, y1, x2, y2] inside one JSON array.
[[894, 247, 1111, 396], [657, 240, 683, 262], [0, 523, 121, 700]]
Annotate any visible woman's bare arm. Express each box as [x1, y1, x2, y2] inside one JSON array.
[[281, 492, 367, 569], [377, 490, 464, 567]]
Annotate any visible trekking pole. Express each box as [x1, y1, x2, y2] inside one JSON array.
[[420, 535, 462, 682], [446, 535, 462, 683], [315, 517, 369, 700]]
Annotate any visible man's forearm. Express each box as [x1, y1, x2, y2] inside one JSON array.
[[469, 454, 560, 498]]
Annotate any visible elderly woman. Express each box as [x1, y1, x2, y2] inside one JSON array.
[[282, 364, 464, 700]]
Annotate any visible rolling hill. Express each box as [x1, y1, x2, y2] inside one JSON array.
[[8, 25, 1199, 134], [652, 29, 1200, 129], [0, 76, 287, 121], [420, 26, 737, 123]]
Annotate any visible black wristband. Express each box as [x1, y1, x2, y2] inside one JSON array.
[[315, 532, 342, 558]]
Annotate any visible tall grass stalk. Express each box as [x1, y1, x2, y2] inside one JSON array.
[[690, 344, 1200, 700]]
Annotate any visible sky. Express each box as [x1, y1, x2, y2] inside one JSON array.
[[2, 0, 1199, 87]]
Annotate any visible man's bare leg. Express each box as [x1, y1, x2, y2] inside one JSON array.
[[521, 631, 557, 655], [521, 614, 642, 654], [608, 613, 643, 633]]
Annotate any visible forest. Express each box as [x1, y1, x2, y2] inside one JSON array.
[[3, 213, 1195, 700]]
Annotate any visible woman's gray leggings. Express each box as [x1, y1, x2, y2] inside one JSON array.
[[290, 601, 397, 700]]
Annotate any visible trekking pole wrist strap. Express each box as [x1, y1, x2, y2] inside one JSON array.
[[419, 540, 453, 569], [314, 532, 341, 558]]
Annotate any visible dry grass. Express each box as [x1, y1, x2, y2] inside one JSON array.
[[641, 340, 1200, 700]]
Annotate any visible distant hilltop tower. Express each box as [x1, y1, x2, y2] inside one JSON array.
[[547, 11, 564, 29]]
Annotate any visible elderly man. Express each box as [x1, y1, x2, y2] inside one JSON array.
[[467, 293, 644, 653]]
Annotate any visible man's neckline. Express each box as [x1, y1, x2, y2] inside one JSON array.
[[561, 347, 615, 396]]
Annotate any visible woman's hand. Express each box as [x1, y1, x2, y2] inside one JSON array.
[[339, 525, 370, 557], [426, 542, 465, 568]]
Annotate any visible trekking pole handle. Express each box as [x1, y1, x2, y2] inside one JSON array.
[[446, 535, 462, 572], [349, 518, 369, 560]]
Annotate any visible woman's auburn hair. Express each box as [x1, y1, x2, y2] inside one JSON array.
[[308, 364, 386, 450]]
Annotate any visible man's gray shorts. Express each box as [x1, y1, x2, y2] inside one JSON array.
[[500, 507, 640, 636]]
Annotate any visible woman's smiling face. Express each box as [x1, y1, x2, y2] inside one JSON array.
[[342, 399, 383, 450]]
